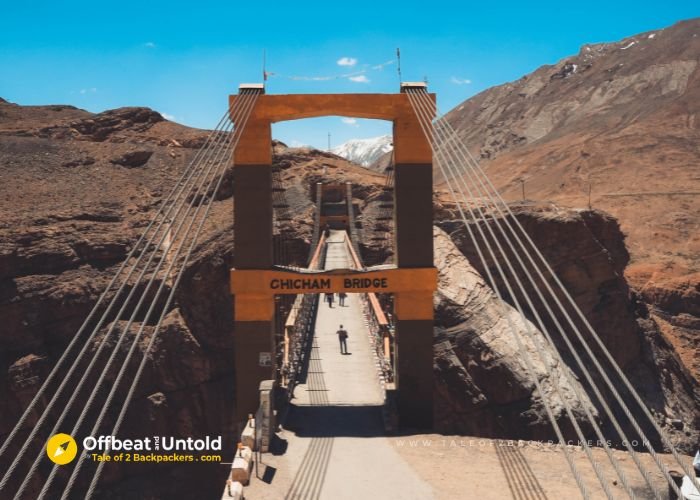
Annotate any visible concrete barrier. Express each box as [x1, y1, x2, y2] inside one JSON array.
[[230, 445, 253, 485], [225, 479, 244, 499], [225, 381, 276, 496], [231, 457, 252, 485]]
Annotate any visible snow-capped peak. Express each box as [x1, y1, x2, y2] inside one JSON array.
[[331, 135, 393, 167]]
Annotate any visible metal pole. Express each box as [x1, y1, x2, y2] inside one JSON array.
[[396, 48, 402, 83], [255, 448, 260, 479]]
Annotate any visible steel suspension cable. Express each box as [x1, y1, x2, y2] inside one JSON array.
[[0, 106, 237, 495], [416, 88, 695, 493], [419, 89, 661, 498], [29, 92, 257, 499], [406, 91, 593, 499], [410, 90, 621, 498], [62, 91, 257, 498], [0, 105, 235, 466], [409, 89, 640, 499], [75, 91, 260, 500], [11, 104, 244, 499]]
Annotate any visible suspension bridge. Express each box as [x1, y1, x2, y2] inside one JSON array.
[[0, 82, 698, 499]]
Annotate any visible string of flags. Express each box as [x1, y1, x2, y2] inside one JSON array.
[[264, 59, 395, 82]]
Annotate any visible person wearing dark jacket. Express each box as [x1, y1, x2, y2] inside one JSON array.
[[336, 325, 349, 354]]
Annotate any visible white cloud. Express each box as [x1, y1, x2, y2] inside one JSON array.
[[372, 60, 395, 70], [341, 117, 359, 127], [348, 75, 370, 83], [451, 76, 472, 85], [144, 42, 156, 48], [162, 113, 176, 121], [337, 57, 357, 67], [290, 140, 309, 148], [79, 88, 97, 95]]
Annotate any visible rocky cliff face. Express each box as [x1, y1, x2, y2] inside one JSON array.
[[437, 204, 637, 368], [433, 204, 699, 451], [433, 226, 598, 440], [443, 18, 700, 379]]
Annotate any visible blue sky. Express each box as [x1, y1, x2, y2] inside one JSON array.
[[1, 1, 698, 149]]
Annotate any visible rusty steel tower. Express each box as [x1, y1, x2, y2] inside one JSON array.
[[230, 83, 437, 429]]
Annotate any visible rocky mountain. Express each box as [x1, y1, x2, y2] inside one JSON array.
[[443, 17, 700, 381], [331, 134, 393, 167]]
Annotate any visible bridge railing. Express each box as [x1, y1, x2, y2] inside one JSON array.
[[280, 232, 327, 394], [343, 235, 395, 384]]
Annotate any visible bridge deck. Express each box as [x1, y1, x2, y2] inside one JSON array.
[[243, 230, 434, 499]]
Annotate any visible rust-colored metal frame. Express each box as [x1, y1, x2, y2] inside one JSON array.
[[229, 93, 432, 165], [230, 88, 436, 428]]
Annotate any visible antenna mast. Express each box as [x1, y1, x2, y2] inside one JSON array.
[[396, 48, 402, 83]]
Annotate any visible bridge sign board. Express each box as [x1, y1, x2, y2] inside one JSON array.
[[231, 268, 437, 295]]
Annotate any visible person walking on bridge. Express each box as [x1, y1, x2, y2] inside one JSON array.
[[336, 325, 349, 354], [338, 292, 347, 307], [325, 292, 334, 308]]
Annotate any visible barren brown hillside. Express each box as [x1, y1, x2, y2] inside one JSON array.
[[444, 18, 700, 378]]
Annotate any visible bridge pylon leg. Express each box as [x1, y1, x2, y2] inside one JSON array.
[[232, 162, 275, 424], [394, 160, 434, 430]]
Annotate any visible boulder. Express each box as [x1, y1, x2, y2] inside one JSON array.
[[110, 150, 153, 168]]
